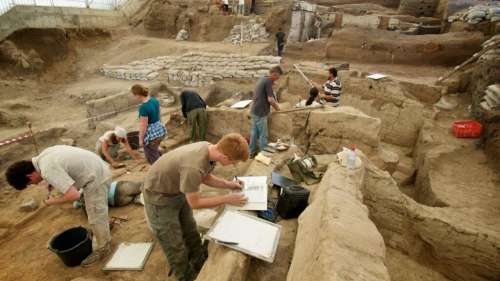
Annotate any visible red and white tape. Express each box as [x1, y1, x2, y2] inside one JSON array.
[[0, 132, 32, 147], [0, 104, 140, 148]]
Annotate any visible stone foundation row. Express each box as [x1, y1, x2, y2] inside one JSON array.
[[100, 52, 281, 86]]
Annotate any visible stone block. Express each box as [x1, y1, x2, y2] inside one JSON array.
[[306, 107, 382, 155], [19, 197, 38, 212]]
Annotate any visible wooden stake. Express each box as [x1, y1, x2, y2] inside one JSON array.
[[273, 105, 324, 114], [27, 122, 39, 155], [293, 64, 315, 88]]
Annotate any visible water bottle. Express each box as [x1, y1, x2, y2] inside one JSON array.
[[347, 145, 357, 170]]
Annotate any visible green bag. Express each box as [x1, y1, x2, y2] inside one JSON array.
[[287, 155, 323, 184]]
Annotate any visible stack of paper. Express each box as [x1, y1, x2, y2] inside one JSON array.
[[206, 210, 281, 262], [226, 176, 268, 211], [230, 100, 253, 109]]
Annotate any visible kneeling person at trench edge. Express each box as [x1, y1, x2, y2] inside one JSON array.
[[143, 133, 249, 281], [95, 126, 141, 168], [5, 145, 113, 266]]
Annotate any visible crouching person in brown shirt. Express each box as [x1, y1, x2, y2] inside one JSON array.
[[142, 133, 249, 281]]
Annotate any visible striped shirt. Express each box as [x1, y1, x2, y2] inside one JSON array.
[[321, 78, 342, 106]]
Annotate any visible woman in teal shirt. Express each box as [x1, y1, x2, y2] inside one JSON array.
[[131, 84, 167, 164]]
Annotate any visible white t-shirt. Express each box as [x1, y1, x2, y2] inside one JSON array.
[[32, 145, 111, 194], [99, 130, 115, 143], [223, 0, 229, 4], [239, 0, 244, 4]]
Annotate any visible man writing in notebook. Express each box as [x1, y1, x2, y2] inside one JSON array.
[[143, 133, 249, 281]]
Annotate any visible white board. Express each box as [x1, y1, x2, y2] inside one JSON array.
[[205, 210, 281, 263], [366, 73, 388, 80], [226, 176, 268, 211], [103, 242, 154, 271], [230, 100, 253, 109]]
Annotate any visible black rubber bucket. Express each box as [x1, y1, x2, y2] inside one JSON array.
[[127, 131, 140, 150], [48, 226, 92, 267], [276, 185, 310, 219]]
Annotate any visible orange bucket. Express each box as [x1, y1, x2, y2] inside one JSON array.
[[452, 120, 482, 138]]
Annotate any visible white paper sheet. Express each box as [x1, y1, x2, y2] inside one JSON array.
[[206, 210, 281, 262], [103, 242, 153, 271], [366, 73, 388, 80], [230, 100, 253, 109], [227, 176, 268, 210]]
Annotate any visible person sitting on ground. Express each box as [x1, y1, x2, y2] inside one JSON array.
[[181, 90, 208, 143], [306, 87, 319, 106], [131, 84, 167, 165], [143, 133, 249, 281], [314, 67, 342, 107], [95, 126, 140, 168], [5, 145, 112, 266]]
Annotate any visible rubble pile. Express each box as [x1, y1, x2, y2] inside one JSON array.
[[448, 4, 500, 24], [224, 19, 270, 45], [480, 84, 500, 111], [100, 52, 281, 87]]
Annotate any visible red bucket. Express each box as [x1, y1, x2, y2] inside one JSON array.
[[452, 120, 482, 138]]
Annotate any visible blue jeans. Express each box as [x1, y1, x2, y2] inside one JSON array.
[[249, 114, 268, 156]]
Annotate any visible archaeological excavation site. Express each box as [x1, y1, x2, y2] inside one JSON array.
[[0, 0, 499, 280]]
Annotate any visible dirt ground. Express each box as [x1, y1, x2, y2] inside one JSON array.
[[0, 5, 498, 281]]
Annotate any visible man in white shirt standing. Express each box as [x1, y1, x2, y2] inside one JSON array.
[[5, 145, 112, 266], [238, 0, 245, 16]]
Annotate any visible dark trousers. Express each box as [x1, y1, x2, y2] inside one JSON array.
[[187, 108, 208, 143], [145, 194, 206, 281], [277, 43, 284, 56], [144, 138, 163, 164]]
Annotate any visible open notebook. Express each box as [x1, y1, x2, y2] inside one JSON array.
[[226, 176, 268, 211]]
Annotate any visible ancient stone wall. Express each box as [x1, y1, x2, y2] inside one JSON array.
[[224, 19, 270, 44], [85, 91, 139, 128], [398, 0, 440, 17], [101, 52, 281, 87], [312, 0, 400, 8], [206, 106, 382, 155], [326, 27, 484, 66], [362, 160, 500, 281], [287, 72, 431, 148], [287, 161, 391, 281], [0, 5, 125, 42], [459, 35, 500, 165]]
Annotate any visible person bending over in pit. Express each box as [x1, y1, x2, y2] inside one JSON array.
[[96, 126, 141, 168], [180, 90, 208, 143], [5, 145, 112, 266], [143, 133, 249, 281], [75, 181, 143, 209]]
